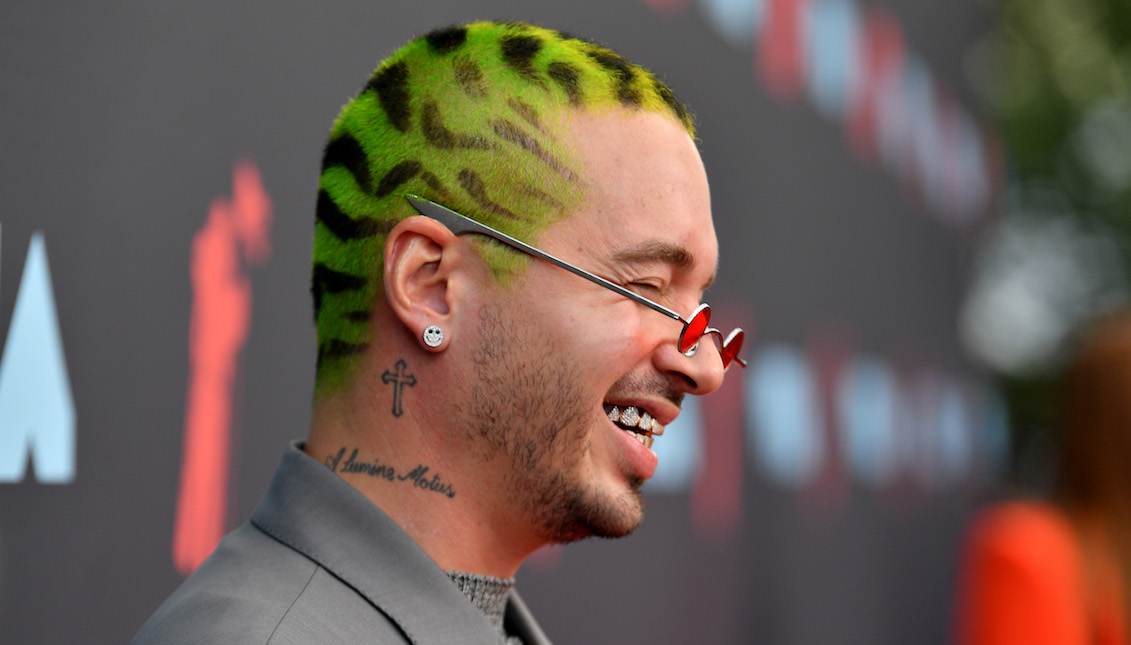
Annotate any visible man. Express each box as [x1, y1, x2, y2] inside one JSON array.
[[134, 20, 744, 644]]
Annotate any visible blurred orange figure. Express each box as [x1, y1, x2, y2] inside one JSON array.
[[173, 161, 272, 576], [956, 310, 1131, 645]]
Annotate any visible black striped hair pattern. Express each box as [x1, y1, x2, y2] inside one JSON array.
[[312, 20, 695, 394]]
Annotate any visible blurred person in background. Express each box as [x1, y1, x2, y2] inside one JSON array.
[[956, 309, 1131, 645]]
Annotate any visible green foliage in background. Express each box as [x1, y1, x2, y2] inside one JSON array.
[[979, 0, 1131, 486], [988, 0, 1131, 250]]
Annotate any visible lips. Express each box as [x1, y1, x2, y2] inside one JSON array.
[[603, 404, 665, 450]]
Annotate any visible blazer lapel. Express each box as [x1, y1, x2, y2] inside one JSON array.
[[252, 443, 504, 645], [504, 591, 554, 645]]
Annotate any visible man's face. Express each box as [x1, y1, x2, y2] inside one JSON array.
[[457, 109, 725, 544]]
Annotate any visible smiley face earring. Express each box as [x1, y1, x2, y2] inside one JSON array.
[[422, 325, 444, 348]]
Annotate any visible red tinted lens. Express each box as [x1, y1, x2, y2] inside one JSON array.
[[680, 305, 711, 354], [720, 328, 744, 367]]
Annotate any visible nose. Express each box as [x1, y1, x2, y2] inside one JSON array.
[[653, 332, 726, 396]]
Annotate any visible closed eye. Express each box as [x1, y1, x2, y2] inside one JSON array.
[[627, 281, 664, 295]]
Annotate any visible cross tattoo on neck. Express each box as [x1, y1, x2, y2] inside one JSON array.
[[381, 359, 417, 418]]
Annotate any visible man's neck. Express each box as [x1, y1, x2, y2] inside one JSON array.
[[306, 395, 544, 578]]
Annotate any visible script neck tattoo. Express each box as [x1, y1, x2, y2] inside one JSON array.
[[324, 447, 456, 498]]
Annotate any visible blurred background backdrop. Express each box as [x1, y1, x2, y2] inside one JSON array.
[[1, 0, 1124, 643]]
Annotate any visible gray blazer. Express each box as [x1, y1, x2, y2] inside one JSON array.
[[133, 443, 552, 645]]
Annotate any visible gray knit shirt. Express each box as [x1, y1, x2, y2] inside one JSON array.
[[447, 571, 524, 645]]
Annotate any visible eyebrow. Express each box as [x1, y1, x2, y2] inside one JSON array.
[[612, 240, 717, 289]]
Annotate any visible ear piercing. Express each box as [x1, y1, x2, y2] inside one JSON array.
[[422, 325, 444, 348]]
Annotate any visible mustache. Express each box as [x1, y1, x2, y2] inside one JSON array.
[[607, 372, 684, 409]]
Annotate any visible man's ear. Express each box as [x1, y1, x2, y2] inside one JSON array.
[[383, 215, 464, 351]]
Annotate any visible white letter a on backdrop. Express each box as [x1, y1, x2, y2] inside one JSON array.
[[0, 231, 76, 483]]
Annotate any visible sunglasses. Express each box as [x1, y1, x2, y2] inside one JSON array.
[[405, 195, 748, 370]]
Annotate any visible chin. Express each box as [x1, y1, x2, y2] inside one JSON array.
[[536, 478, 647, 544]]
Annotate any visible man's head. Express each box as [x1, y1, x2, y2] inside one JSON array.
[[311, 20, 695, 394], [307, 22, 728, 561]]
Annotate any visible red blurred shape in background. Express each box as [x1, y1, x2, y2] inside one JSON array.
[[756, 0, 807, 100], [173, 161, 273, 576]]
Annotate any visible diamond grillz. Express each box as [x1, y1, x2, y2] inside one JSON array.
[[621, 406, 640, 426], [605, 405, 664, 436]]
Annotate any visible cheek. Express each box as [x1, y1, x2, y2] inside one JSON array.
[[542, 301, 602, 352], [596, 310, 655, 365]]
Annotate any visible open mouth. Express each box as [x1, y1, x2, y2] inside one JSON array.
[[603, 404, 665, 450]]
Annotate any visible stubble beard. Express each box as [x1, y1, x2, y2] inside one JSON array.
[[462, 303, 645, 544]]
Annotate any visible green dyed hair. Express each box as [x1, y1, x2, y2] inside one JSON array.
[[311, 20, 695, 393]]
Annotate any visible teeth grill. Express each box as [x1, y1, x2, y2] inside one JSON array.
[[606, 405, 664, 443]]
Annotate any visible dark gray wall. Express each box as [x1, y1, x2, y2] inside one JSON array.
[[0, 1, 1001, 643]]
